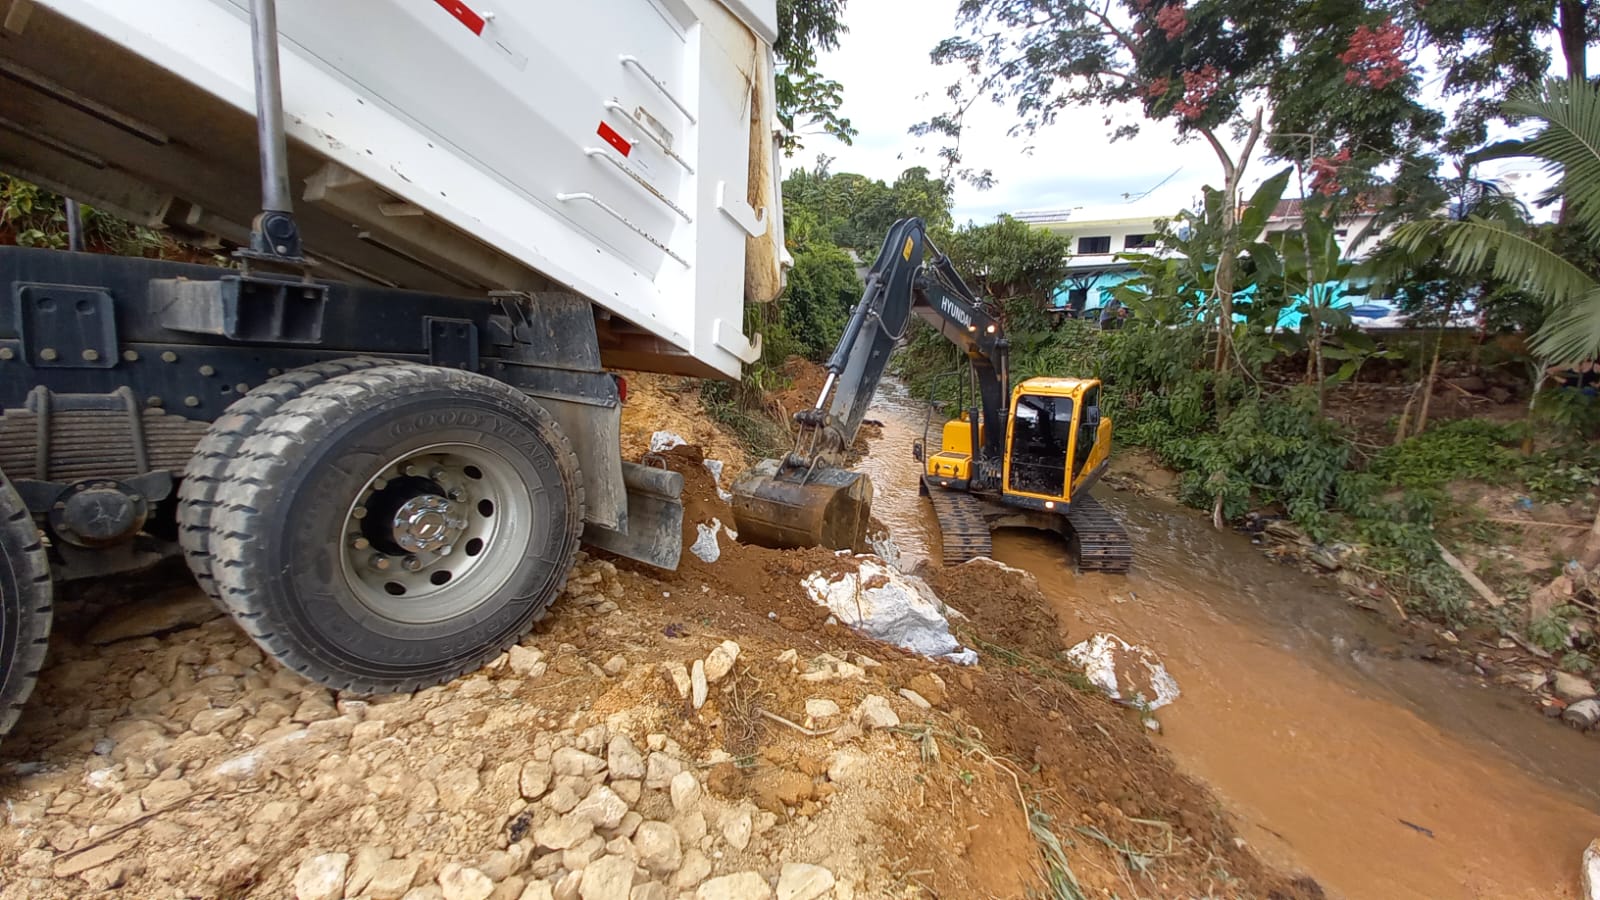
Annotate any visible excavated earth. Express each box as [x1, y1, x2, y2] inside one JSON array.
[[0, 377, 1318, 900]]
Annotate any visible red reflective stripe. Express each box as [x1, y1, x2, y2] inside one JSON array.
[[432, 0, 485, 35], [597, 121, 632, 157]]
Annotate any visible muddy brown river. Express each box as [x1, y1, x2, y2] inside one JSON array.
[[860, 380, 1600, 899]]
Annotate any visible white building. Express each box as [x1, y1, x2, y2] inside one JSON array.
[[1012, 197, 1393, 316]]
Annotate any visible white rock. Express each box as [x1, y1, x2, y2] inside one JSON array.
[[191, 706, 246, 735], [573, 785, 629, 830], [703, 641, 741, 683], [897, 689, 931, 711], [438, 864, 494, 900], [720, 808, 752, 851], [552, 747, 608, 778], [607, 736, 646, 781], [1066, 633, 1181, 710], [553, 871, 583, 900], [509, 646, 547, 677], [521, 761, 554, 799], [674, 850, 711, 889], [369, 859, 422, 900], [518, 883, 555, 900], [1584, 838, 1600, 900], [346, 846, 393, 896], [536, 814, 596, 850], [690, 660, 708, 710], [629, 884, 670, 900], [854, 695, 899, 730], [803, 699, 840, 719], [1555, 671, 1598, 702], [294, 852, 350, 900], [632, 821, 683, 875], [801, 559, 977, 663], [578, 855, 634, 900], [696, 872, 772, 900], [664, 664, 692, 700], [644, 754, 683, 790], [777, 863, 835, 900], [669, 770, 702, 812], [799, 653, 865, 682]]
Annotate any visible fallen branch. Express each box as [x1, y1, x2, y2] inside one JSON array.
[[1435, 542, 1504, 609], [754, 707, 840, 737], [1483, 517, 1590, 531], [61, 789, 217, 860]]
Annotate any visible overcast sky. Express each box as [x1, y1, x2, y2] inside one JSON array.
[[806, 0, 1562, 225]]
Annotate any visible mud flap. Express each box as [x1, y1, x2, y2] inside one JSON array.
[[581, 462, 685, 570]]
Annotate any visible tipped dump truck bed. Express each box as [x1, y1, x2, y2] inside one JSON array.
[[0, 0, 785, 377]]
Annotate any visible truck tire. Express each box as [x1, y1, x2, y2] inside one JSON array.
[[209, 365, 585, 692], [178, 357, 403, 605], [0, 468, 52, 740]]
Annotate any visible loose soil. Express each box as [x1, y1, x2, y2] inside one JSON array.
[[0, 376, 1319, 900]]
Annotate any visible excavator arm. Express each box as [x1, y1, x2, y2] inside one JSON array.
[[731, 218, 1010, 550]]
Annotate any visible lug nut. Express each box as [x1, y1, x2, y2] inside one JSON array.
[[402, 556, 424, 572], [370, 554, 392, 571], [438, 545, 453, 557], [352, 506, 368, 520], [351, 536, 370, 551], [448, 489, 467, 502], [372, 478, 388, 491], [404, 465, 421, 477]]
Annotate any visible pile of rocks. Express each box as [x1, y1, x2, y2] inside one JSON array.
[[0, 557, 945, 899], [285, 728, 841, 900]]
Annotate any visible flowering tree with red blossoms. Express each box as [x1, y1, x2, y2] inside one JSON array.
[[921, 0, 1442, 371]]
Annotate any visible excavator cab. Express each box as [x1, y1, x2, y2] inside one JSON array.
[[1000, 378, 1111, 506]]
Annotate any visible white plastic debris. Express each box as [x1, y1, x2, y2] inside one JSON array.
[[868, 532, 903, 571], [702, 458, 734, 502], [1065, 633, 1180, 710], [802, 558, 978, 665], [649, 431, 686, 452], [690, 518, 724, 563]]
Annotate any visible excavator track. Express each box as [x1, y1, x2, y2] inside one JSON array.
[[1067, 492, 1133, 574], [922, 476, 992, 565]]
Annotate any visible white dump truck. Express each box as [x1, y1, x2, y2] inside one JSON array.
[[0, 0, 787, 735]]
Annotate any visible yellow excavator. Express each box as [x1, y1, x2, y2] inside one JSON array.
[[731, 218, 1131, 573]]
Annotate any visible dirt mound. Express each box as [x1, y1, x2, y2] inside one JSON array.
[[922, 558, 1067, 659], [768, 357, 829, 424]]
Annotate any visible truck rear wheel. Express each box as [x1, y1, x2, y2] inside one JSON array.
[[0, 468, 52, 740], [178, 357, 402, 605], [209, 366, 584, 692]]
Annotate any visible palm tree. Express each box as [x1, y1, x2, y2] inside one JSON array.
[[1390, 78, 1600, 367], [1389, 78, 1600, 558]]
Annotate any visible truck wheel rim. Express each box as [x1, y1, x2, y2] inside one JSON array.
[[338, 442, 533, 624]]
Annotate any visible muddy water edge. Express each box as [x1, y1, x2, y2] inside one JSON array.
[[862, 379, 1600, 900]]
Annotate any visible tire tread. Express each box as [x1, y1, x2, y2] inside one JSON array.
[[208, 365, 585, 693]]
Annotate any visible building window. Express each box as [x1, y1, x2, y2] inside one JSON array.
[[1067, 288, 1088, 311], [1123, 233, 1155, 250], [1078, 235, 1111, 254]]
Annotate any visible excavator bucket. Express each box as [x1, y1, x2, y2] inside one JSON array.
[[730, 459, 874, 551]]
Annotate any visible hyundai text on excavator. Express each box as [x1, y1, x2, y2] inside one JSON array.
[[730, 218, 1133, 573]]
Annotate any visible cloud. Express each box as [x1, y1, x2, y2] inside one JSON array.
[[806, 0, 1241, 223], [804, 0, 1560, 223]]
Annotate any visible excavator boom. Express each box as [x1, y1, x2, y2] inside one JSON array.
[[731, 218, 1007, 550]]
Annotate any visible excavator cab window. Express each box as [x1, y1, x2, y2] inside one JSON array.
[[1007, 394, 1075, 498], [1075, 385, 1101, 475]]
